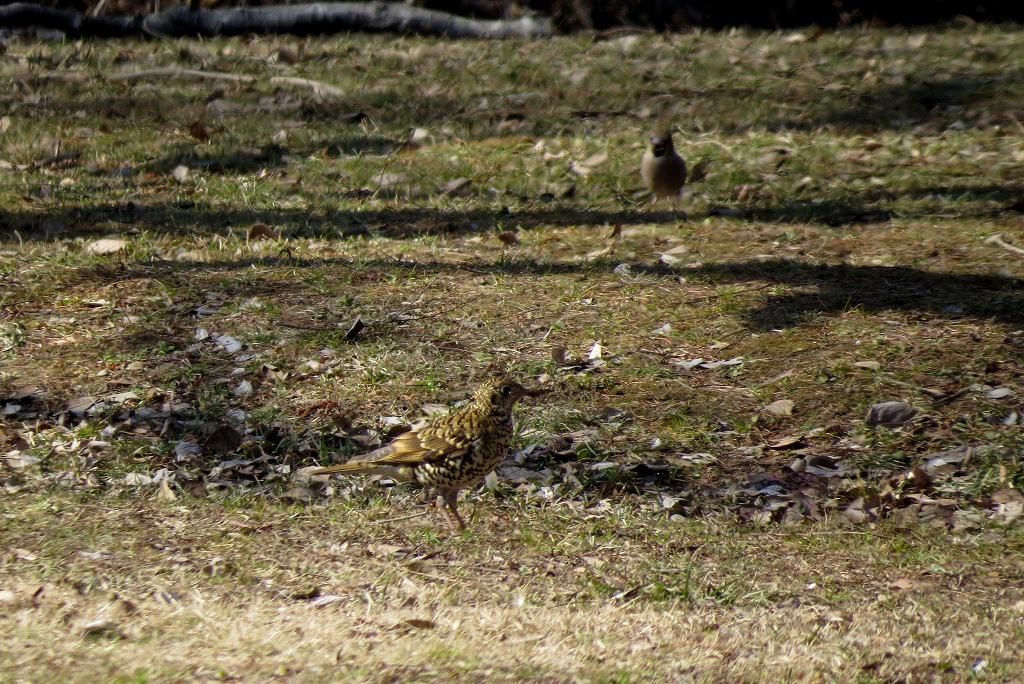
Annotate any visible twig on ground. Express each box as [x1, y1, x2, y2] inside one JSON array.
[[109, 67, 257, 83], [32, 151, 81, 169], [984, 233, 1024, 259], [374, 510, 430, 524], [879, 375, 945, 398], [277, 320, 344, 331], [269, 76, 345, 99]]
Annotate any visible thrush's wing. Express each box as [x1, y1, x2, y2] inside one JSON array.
[[311, 422, 473, 475]]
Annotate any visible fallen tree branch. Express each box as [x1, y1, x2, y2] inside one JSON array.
[[0, 2, 141, 37], [144, 3, 551, 39], [984, 233, 1024, 259], [0, 1, 551, 39]]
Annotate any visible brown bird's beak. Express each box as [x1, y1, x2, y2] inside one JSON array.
[[649, 136, 669, 155]]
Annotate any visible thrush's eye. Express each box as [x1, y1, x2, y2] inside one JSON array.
[[501, 385, 512, 396]]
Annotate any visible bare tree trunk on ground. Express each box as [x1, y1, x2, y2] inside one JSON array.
[[0, 1, 552, 39]]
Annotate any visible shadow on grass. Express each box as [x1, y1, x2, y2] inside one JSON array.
[[23, 65, 1024, 136], [787, 72, 1024, 133], [83, 254, 1024, 331], [1, 203, 689, 239], [686, 259, 1024, 328], [3, 179, 1024, 240], [143, 135, 402, 175]]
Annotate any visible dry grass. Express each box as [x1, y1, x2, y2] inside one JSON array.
[[2, 491, 1024, 682], [2, 24, 1024, 681]]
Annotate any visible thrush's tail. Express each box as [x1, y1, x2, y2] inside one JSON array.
[[309, 461, 381, 476], [310, 441, 399, 475]]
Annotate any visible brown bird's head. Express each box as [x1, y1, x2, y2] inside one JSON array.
[[472, 375, 538, 413], [649, 131, 674, 157]]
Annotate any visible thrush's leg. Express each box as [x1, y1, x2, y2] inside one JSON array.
[[440, 489, 466, 532], [436, 492, 458, 531]]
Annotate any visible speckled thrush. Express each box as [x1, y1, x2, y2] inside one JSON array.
[[311, 375, 539, 531]]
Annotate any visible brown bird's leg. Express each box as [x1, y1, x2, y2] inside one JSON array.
[[672, 195, 688, 222]]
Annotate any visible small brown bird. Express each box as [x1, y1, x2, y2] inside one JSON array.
[[311, 375, 538, 531], [641, 130, 687, 208]]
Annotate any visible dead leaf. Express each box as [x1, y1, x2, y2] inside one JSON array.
[[550, 346, 568, 366], [376, 172, 407, 189], [990, 488, 1024, 524], [766, 435, 805, 450], [687, 157, 710, 183], [281, 486, 313, 502], [215, 335, 242, 354], [171, 165, 190, 183], [124, 472, 152, 486], [952, 509, 984, 533], [188, 120, 210, 142], [854, 360, 881, 371], [922, 446, 975, 474], [865, 401, 918, 428], [889, 577, 924, 591], [585, 225, 621, 260], [115, 598, 138, 616], [66, 396, 99, 416], [365, 543, 406, 558], [156, 479, 176, 501], [497, 465, 552, 484], [804, 454, 843, 477], [344, 317, 365, 341], [86, 238, 127, 255], [311, 595, 344, 608], [406, 127, 430, 148], [203, 426, 242, 454], [80, 619, 122, 638], [174, 440, 202, 462], [764, 399, 794, 416], [907, 34, 928, 49], [440, 177, 471, 196], [401, 618, 437, 630]]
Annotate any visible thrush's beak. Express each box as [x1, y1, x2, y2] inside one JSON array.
[[650, 137, 667, 155]]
